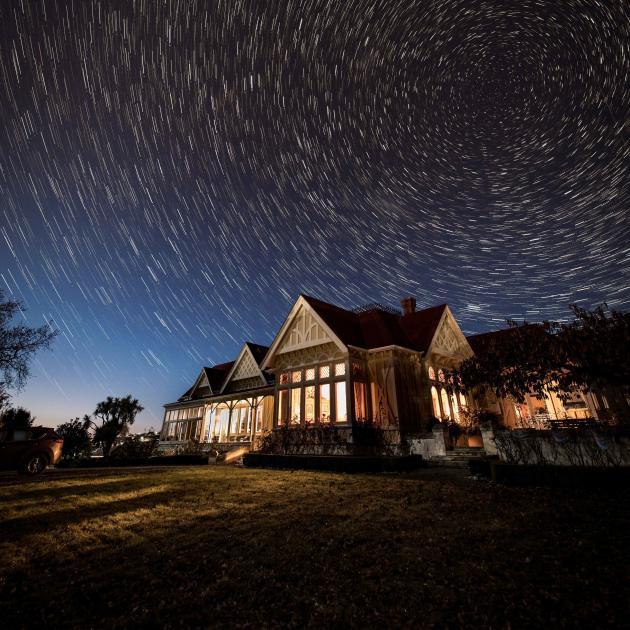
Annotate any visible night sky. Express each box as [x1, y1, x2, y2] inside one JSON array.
[[1, 0, 628, 430]]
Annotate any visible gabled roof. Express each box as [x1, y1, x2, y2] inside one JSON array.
[[219, 341, 271, 393], [245, 342, 271, 365], [178, 362, 233, 401], [301, 294, 447, 353]]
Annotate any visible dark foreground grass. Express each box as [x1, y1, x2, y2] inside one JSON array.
[[1, 466, 628, 629]]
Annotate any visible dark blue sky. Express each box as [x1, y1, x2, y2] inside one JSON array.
[[1, 0, 628, 430]]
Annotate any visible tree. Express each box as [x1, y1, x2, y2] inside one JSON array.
[[0, 290, 57, 401], [452, 305, 630, 424], [0, 390, 10, 416], [89, 396, 144, 456], [57, 418, 92, 460], [0, 406, 35, 430]]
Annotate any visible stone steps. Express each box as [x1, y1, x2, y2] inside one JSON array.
[[428, 448, 486, 468]]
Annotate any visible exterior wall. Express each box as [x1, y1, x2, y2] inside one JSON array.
[[367, 350, 399, 427], [393, 351, 424, 434]]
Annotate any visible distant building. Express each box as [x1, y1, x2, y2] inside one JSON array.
[[158, 294, 603, 450]]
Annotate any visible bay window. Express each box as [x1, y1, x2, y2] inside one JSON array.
[[276, 361, 349, 426]]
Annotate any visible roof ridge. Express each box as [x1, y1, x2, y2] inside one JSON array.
[[300, 293, 357, 316]]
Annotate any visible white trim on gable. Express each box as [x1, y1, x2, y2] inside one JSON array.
[[219, 343, 267, 393], [261, 296, 348, 370], [187, 369, 212, 398], [426, 306, 474, 359]]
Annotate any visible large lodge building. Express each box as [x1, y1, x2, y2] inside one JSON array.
[[159, 294, 602, 450]]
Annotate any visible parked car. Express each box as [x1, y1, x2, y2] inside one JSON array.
[[0, 427, 63, 475]]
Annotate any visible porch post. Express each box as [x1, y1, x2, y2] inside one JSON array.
[[249, 398, 258, 443], [227, 403, 234, 441]]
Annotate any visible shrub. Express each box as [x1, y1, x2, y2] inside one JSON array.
[[110, 433, 159, 459]]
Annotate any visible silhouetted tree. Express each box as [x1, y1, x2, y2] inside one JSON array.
[[89, 396, 144, 456], [0, 290, 57, 402], [451, 305, 630, 424], [0, 390, 9, 416], [57, 417, 92, 460], [0, 406, 35, 430]]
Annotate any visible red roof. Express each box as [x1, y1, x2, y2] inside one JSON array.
[[302, 294, 447, 353]]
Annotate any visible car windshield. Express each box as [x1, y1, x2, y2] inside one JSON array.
[[12, 430, 32, 441]]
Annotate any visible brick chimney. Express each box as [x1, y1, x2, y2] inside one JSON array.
[[400, 297, 416, 316]]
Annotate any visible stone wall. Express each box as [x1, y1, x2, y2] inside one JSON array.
[[408, 424, 449, 459], [492, 428, 630, 467]]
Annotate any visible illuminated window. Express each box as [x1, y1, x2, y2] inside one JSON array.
[[280, 372, 289, 384], [319, 383, 331, 422], [219, 408, 229, 439], [290, 388, 301, 424], [335, 382, 347, 422], [440, 389, 450, 420], [319, 365, 330, 379], [450, 394, 459, 422], [353, 382, 367, 421], [255, 406, 263, 432], [438, 369, 445, 383], [459, 393, 466, 409], [291, 370, 302, 383], [305, 368, 315, 381], [428, 366, 436, 381], [239, 407, 249, 433], [335, 362, 346, 377], [431, 386, 440, 418], [305, 386, 315, 422]]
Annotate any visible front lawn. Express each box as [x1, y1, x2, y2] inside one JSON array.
[[1, 466, 628, 628]]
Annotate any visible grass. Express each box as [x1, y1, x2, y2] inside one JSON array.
[[1, 465, 629, 628]]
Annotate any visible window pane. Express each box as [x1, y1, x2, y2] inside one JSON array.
[[450, 394, 460, 421], [335, 382, 347, 422], [353, 382, 367, 422], [255, 406, 263, 432], [280, 372, 289, 384], [305, 368, 315, 381], [428, 366, 436, 380], [319, 365, 330, 379], [441, 389, 450, 420], [290, 388, 301, 424], [319, 383, 331, 422], [335, 362, 346, 377], [305, 386, 315, 422], [291, 370, 302, 383], [278, 390, 288, 426], [220, 409, 229, 438], [431, 386, 440, 418]]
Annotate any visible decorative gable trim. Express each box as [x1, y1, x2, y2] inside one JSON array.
[[426, 306, 474, 359], [220, 344, 267, 393], [185, 369, 212, 399], [261, 296, 347, 370]]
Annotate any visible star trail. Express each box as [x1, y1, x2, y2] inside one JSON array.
[[1, 0, 628, 428]]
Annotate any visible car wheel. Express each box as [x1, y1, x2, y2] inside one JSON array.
[[19, 453, 49, 476]]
